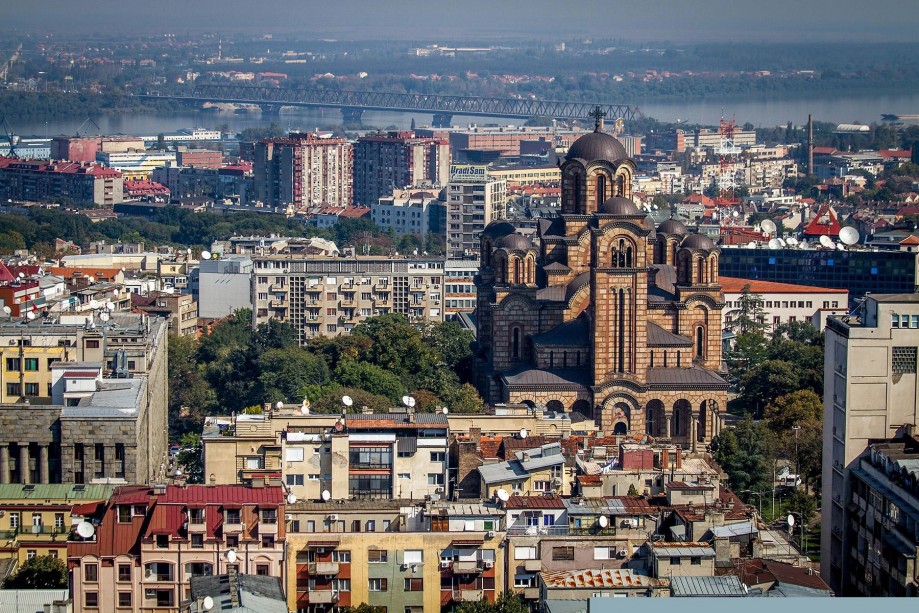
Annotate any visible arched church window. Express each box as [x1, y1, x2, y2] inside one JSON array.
[[596, 175, 606, 208], [512, 327, 520, 359]]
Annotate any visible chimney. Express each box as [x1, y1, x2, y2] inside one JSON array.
[[469, 427, 481, 446]]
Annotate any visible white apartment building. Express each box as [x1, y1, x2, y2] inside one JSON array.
[[446, 165, 506, 258], [721, 277, 849, 333], [444, 258, 479, 317], [821, 294, 919, 593], [96, 150, 177, 180], [372, 189, 441, 236], [251, 255, 446, 342]]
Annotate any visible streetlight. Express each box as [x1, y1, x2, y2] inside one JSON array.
[[791, 425, 801, 480], [741, 489, 767, 519]]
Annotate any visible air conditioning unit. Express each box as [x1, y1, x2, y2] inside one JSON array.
[[328, 514, 339, 521], [486, 531, 496, 539], [285, 514, 293, 521], [435, 487, 444, 494], [145, 589, 156, 599], [440, 561, 450, 569], [484, 561, 493, 569]]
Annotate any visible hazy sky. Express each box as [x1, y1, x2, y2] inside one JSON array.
[[4, 0, 919, 42]]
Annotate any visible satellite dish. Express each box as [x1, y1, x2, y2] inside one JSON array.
[[174, 469, 182, 477], [106, 301, 115, 311], [496, 488, 510, 502], [652, 204, 659, 210], [17, 272, 24, 279], [403, 396, 416, 408], [745, 241, 757, 249], [202, 596, 215, 611], [321, 489, 331, 502], [777, 238, 786, 247], [836, 243, 845, 251], [598, 515, 609, 528], [201, 250, 212, 260], [25, 311, 35, 320], [732, 210, 739, 218], [89, 299, 99, 309], [275, 401, 284, 410], [341, 395, 353, 407], [226, 549, 237, 563], [442, 406, 449, 415], [761, 219, 777, 234], [786, 514, 795, 527], [300, 404, 310, 415], [76, 521, 95, 538], [186, 248, 192, 255], [99, 312, 109, 323], [767, 238, 781, 249], [287, 493, 297, 505], [519, 428, 528, 439], [819, 235, 834, 248], [2, 306, 10, 315], [786, 237, 798, 246], [839, 226, 860, 246]]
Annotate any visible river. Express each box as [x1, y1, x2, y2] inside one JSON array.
[[11, 92, 919, 138]]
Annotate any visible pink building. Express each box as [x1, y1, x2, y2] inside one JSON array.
[[68, 484, 287, 613]]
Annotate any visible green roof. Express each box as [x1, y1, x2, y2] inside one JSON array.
[[0, 483, 116, 502]]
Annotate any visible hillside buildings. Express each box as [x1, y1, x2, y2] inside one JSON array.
[[822, 294, 919, 593], [474, 116, 729, 442], [352, 131, 450, 206], [253, 134, 353, 209]]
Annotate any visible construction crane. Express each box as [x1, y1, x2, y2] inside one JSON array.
[[74, 116, 101, 137], [0, 114, 18, 159]]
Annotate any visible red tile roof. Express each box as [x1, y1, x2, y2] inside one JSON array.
[[504, 495, 565, 509], [899, 235, 919, 246], [720, 276, 848, 295]]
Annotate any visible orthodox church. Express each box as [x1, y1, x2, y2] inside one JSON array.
[[473, 113, 729, 449]]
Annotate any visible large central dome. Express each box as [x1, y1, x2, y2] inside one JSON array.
[[565, 130, 628, 164]]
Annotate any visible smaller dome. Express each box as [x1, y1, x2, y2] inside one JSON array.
[[482, 221, 516, 238], [497, 233, 533, 251], [680, 233, 717, 252], [657, 219, 688, 236], [598, 196, 642, 216]]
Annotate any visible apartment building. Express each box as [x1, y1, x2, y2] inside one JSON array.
[[371, 189, 444, 237], [0, 483, 115, 564], [253, 134, 353, 209], [251, 255, 445, 342], [444, 258, 478, 317], [131, 291, 198, 337], [68, 484, 286, 613], [196, 256, 253, 320], [0, 314, 168, 486], [477, 441, 573, 498], [446, 165, 506, 258], [0, 157, 123, 206], [352, 131, 450, 206], [822, 294, 919, 593], [721, 276, 849, 333], [285, 498, 505, 612], [96, 150, 177, 181]]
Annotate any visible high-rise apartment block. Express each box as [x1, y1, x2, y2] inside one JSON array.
[[446, 165, 507, 258], [254, 134, 353, 208], [371, 188, 444, 237], [353, 131, 450, 205], [822, 294, 919, 593]]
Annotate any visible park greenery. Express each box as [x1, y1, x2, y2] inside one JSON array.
[[1, 555, 68, 589], [168, 311, 482, 436]]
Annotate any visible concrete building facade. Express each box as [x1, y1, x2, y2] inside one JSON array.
[[446, 165, 507, 259], [353, 131, 450, 206], [254, 134, 353, 209]]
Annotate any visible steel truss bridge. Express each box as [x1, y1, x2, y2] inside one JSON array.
[[140, 83, 642, 127]]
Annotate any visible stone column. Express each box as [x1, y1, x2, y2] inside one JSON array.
[[0, 446, 9, 484], [690, 414, 699, 452], [38, 445, 49, 484], [665, 413, 672, 439], [19, 445, 30, 484]]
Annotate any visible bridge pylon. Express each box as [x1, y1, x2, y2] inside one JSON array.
[[341, 107, 364, 125], [432, 113, 453, 128]]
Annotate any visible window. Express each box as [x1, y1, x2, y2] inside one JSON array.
[[427, 473, 444, 486], [262, 535, 275, 547], [533, 480, 550, 492], [398, 473, 411, 480], [670, 556, 682, 565], [256, 564, 269, 576], [260, 509, 277, 524], [55, 513, 65, 530], [349, 447, 392, 468], [594, 546, 613, 560], [404, 578, 424, 592], [225, 509, 241, 524], [245, 457, 261, 469], [118, 564, 131, 582], [191, 533, 204, 548], [24, 358, 38, 371], [368, 549, 388, 563], [156, 534, 168, 548], [86, 340, 100, 349], [369, 578, 388, 592], [186, 562, 213, 577], [6, 383, 20, 396], [118, 592, 132, 608], [5, 358, 19, 370], [286, 474, 304, 486], [156, 590, 174, 607], [691, 556, 702, 565], [305, 521, 315, 533], [553, 547, 574, 561], [430, 451, 446, 462], [366, 520, 376, 531], [84, 562, 99, 582], [85, 592, 99, 608], [331, 578, 350, 593], [403, 550, 423, 564], [543, 515, 555, 526], [226, 535, 239, 548], [117, 505, 131, 523], [26, 549, 36, 559], [892, 313, 901, 328], [332, 550, 351, 563], [9, 512, 19, 530]]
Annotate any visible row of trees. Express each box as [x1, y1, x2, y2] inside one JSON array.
[[169, 311, 483, 435]]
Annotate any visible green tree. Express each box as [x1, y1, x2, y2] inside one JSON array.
[[710, 414, 775, 499], [168, 334, 214, 435], [787, 488, 818, 525], [176, 433, 203, 484], [764, 390, 822, 435], [455, 592, 528, 613], [739, 359, 801, 417], [352, 314, 435, 379], [2, 555, 67, 589], [725, 332, 769, 385], [333, 360, 407, 402], [252, 347, 330, 406], [727, 284, 767, 334], [627, 483, 639, 496]]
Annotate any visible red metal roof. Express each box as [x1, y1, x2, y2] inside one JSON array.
[[720, 276, 848, 295], [802, 204, 842, 237], [505, 495, 565, 509], [62, 371, 98, 378]]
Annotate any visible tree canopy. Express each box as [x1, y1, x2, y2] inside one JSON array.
[[1, 555, 67, 589]]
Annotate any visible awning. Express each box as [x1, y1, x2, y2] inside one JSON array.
[[306, 540, 340, 548], [451, 538, 484, 546]]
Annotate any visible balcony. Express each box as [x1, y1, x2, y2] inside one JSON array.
[[523, 560, 542, 573], [309, 561, 340, 575], [507, 525, 569, 536], [309, 590, 338, 604], [453, 589, 483, 602], [373, 283, 390, 292], [259, 520, 279, 535], [451, 560, 482, 574], [523, 587, 540, 600], [269, 299, 288, 309], [223, 521, 244, 533], [269, 284, 288, 293]]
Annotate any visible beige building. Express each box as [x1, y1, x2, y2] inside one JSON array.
[[447, 165, 507, 258], [132, 292, 198, 337], [822, 294, 919, 593], [721, 276, 849, 333], [251, 255, 446, 342]]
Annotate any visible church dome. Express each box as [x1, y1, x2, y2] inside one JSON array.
[[482, 221, 516, 239], [496, 233, 533, 251], [565, 131, 629, 164], [657, 218, 689, 236], [597, 196, 642, 216], [680, 233, 717, 252]]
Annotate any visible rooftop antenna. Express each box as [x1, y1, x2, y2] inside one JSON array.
[[760, 219, 776, 235]]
